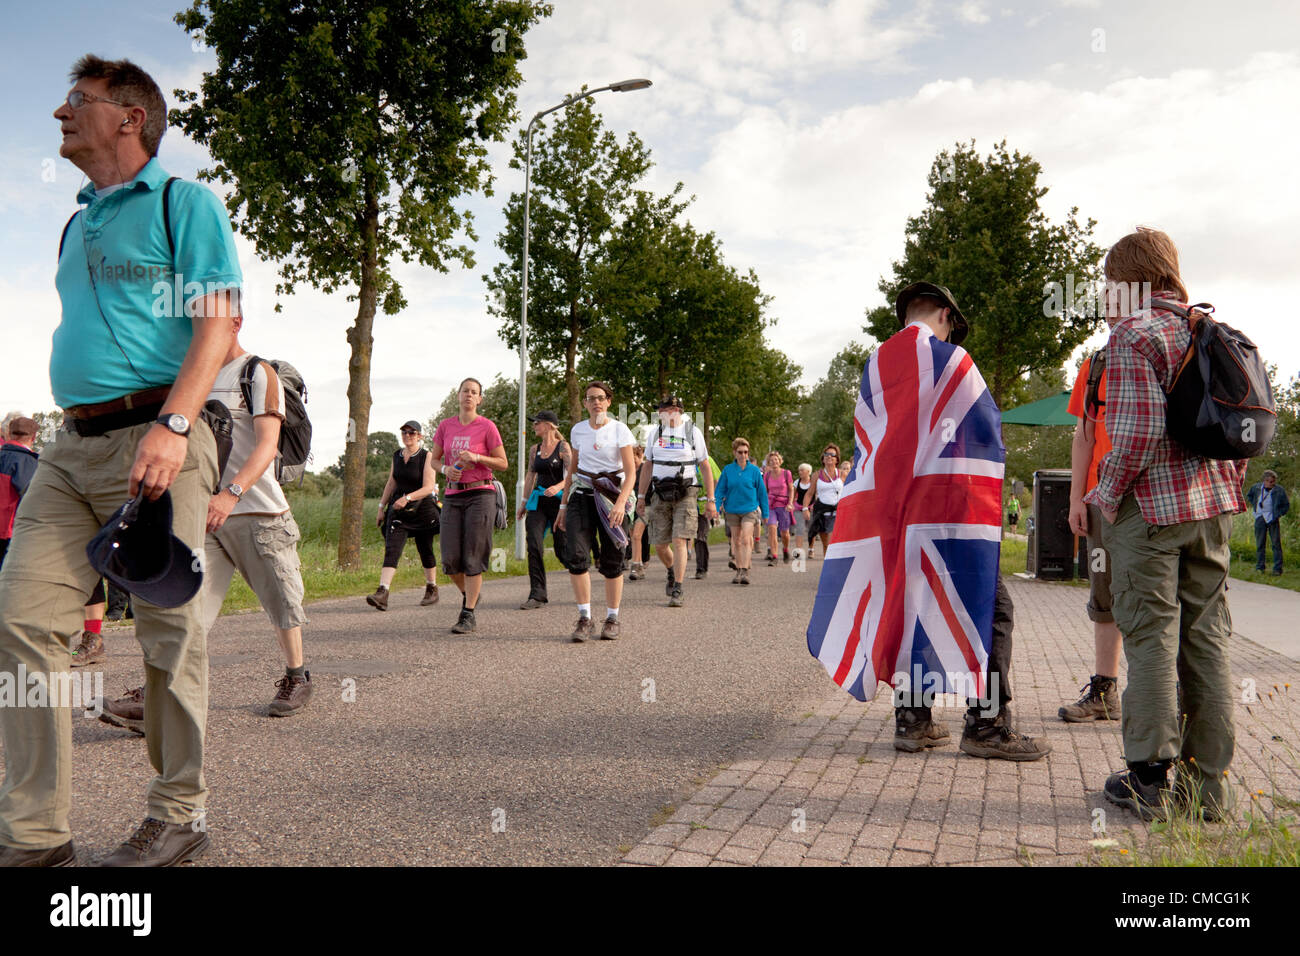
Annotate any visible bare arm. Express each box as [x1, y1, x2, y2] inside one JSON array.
[[518, 443, 539, 519], [206, 413, 281, 532], [554, 438, 579, 532]]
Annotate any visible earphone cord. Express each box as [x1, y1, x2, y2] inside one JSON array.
[[76, 137, 151, 388]]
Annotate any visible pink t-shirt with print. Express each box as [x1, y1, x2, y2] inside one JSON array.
[[432, 415, 504, 494]]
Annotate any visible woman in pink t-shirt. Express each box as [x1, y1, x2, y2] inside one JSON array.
[[430, 377, 507, 635], [762, 451, 794, 565]]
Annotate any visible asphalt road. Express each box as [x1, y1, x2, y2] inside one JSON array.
[[28, 545, 832, 865]]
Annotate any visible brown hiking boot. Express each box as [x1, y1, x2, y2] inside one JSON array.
[[739, 568, 750, 586], [731, 569, 742, 584], [959, 707, 1051, 761], [894, 706, 951, 752], [1059, 675, 1120, 722], [420, 583, 440, 606], [600, 616, 621, 640], [0, 841, 76, 867], [570, 616, 594, 643], [366, 587, 389, 611], [99, 817, 209, 867], [269, 671, 313, 717], [70, 630, 105, 668], [99, 686, 145, 736]]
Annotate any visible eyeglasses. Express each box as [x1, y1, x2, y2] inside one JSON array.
[[584, 395, 609, 403], [65, 90, 128, 110]]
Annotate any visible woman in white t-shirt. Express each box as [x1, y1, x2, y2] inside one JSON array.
[[804, 444, 845, 558], [555, 381, 636, 643]]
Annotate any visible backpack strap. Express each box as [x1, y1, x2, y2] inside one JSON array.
[[1084, 348, 1107, 416], [239, 354, 264, 414], [161, 176, 179, 263], [57, 211, 80, 262]]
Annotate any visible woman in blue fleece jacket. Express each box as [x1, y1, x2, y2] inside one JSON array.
[[714, 436, 768, 585]]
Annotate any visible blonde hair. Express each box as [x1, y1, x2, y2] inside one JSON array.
[[798, 462, 812, 476]]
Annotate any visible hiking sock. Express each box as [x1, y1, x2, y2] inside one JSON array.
[[606, 606, 620, 619], [286, 664, 307, 679], [84, 619, 103, 635], [578, 603, 592, 619]]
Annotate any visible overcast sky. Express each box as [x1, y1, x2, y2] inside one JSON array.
[[3, 0, 1298, 468]]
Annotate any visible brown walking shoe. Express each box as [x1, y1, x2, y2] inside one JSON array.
[[269, 671, 312, 717], [100, 817, 209, 867], [0, 841, 76, 867], [99, 686, 145, 736], [419, 583, 439, 606], [600, 616, 621, 640], [570, 616, 594, 643], [1059, 675, 1120, 722], [366, 587, 389, 611], [893, 706, 951, 752], [70, 630, 105, 668], [959, 707, 1051, 761]]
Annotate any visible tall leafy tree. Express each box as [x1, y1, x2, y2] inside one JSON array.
[[484, 94, 686, 423], [172, 0, 551, 568], [863, 141, 1104, 409], [776, 342, 873, 469]]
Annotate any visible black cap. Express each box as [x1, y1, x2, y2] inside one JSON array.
[[895, 282, 969, 346], [657, 395, 685, 410], [400, 420, 422, 433], [528, 410, 559, 426], [86, 492, 202, 609]]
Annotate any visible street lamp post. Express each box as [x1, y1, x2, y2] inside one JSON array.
[[515, 78, 652, 559]]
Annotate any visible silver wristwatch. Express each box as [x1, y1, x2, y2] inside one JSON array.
[[156, 413, 191, 436], [225, 483, 244, 499]]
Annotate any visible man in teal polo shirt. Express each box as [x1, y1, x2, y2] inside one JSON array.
[[0, 55, 240, 867]]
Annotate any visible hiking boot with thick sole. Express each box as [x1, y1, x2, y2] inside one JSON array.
[[99, 686, 145, 736], [600, 616, 621, 641], [451, 608, 477, 634], [269, 672, 312, 717], [665, 568, 676, 597], [70, 630, 105, 668], [100, 818, 209, 867], [629, 563, 643, 581], [0, 841, 76, 867], [959, 708, 1051, 761], [695, 569, 706, 580], [1059, 675, 1120, 722], [365, 587, 389, 611], [739, 568, 750, 586], [668, 584, 684, 607], [420, 584, 440, 606], [894, 706, 950, 752], [570, 616, 594, 643], [519, 597, 546, 610], [1104, 770, 1170, 821]]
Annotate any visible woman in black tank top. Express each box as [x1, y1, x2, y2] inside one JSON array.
[[366, 421, 440, 611], [517, 410, 570, 608]]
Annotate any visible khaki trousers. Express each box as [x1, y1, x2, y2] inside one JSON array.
[[1101, 494, 1235, 813], [0, 421, 216, 848]]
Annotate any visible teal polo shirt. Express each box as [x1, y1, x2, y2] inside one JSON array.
[[51, 158, 242, 407]]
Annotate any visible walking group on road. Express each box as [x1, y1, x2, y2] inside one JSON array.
[[0, 53, 1287, 871]]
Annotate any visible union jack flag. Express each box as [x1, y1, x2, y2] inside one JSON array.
[[806, 323, 1005, 702]]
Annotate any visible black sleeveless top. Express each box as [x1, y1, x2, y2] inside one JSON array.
[[390, 448, 439, 527], [531, 440, 567, 488]]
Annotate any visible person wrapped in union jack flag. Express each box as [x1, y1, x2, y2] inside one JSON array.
[[806, 281, 1050, 761]]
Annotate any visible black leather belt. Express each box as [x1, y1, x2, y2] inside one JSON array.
[[64, 401, 165, 438]]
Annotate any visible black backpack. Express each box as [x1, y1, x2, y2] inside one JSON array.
[[239, 356, 312, 485], [1158, 300, 1276, 460], [1083, 348, 1106, 422]]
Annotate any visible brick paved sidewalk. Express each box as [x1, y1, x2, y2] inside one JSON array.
[[621, 576, 1300, 867]]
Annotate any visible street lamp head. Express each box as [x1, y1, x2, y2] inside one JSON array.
[[609, 78, 652, 92]]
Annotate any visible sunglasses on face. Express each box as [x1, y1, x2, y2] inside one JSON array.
[[401, 430, 418, 436]]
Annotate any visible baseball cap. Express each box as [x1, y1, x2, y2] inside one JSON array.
[[400, 420, 422, 433], [86, 492, 202, 609], [528, 410, 560, 426]]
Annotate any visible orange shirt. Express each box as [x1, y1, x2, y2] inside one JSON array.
[[1067, 354, 1111, 494]]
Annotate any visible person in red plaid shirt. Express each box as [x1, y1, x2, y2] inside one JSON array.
[[1084, 227, 1247, 822]]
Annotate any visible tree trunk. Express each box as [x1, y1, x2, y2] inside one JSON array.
[[338, 185, 380, 569], [566, 303, 580, 424]]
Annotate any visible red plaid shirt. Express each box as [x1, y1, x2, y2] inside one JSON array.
[[1084, 294, 1247, 524]]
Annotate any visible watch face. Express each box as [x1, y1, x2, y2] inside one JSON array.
[[167, 414, 189, 434], [229, 483, 243, 497]]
